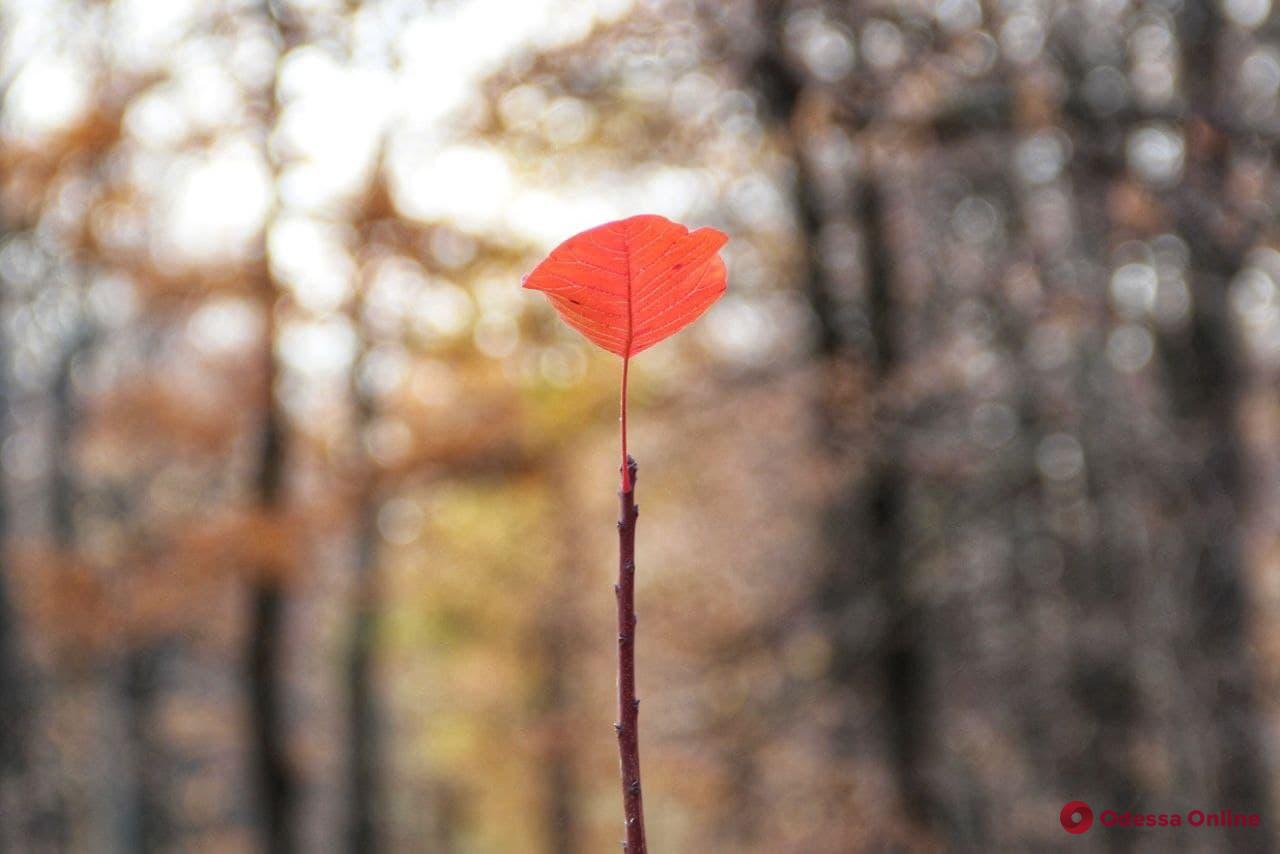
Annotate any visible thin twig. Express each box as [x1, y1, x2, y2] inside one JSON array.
[[615, 455, 646, 853]]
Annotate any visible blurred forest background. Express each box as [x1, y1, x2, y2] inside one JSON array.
[[2, 0, 1280, 851]]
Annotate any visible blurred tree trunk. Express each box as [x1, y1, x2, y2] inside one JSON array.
[[245, 8, 299, 851], [246, 320, 293, 854], [51, 327, 92, 546], [749, 3, 935, 838], [40, 322, 95, 851], [748, 2, 843, 361], [0, 221, 27, 854], [344, 167, 396, 854], [0, 141, 17, 853], [1161, 1, 1270, 815], [538, 462, 583, 854], [849, 178, 932, 832], [121, 645, 168, 853], [1067, 428, 1141, 824], [1057, 108, 1145, 828], [346, 392, 381, 854]]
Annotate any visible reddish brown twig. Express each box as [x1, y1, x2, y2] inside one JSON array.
[[615, 455, 646, 853]]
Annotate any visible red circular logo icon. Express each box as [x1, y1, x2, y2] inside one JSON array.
[[1061, 801, 1093, 834]]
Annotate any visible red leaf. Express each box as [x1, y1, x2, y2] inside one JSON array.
[[522, 214, 728, 357]]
